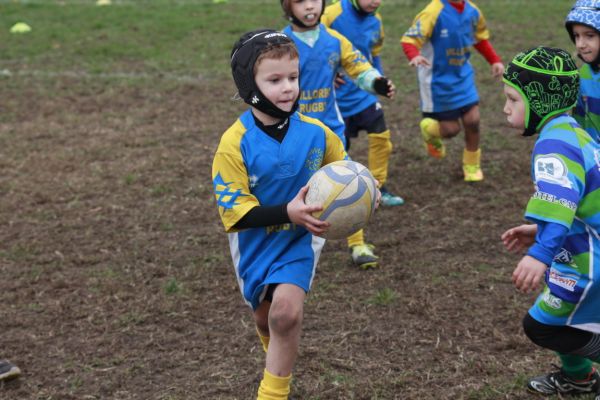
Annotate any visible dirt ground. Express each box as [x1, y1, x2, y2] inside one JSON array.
[[0, 73, 576, 400]]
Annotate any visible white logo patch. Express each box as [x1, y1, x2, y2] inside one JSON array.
[[251, 95, 259, 104], [534, 154, 572, 189], [542, 291, 562, 309]]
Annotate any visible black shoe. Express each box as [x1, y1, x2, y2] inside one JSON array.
[[0, 360, 21, 381], [527, 366, 600, 395]]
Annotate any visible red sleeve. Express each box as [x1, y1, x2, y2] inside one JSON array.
[[474, 39, 501, 65], [402, 42, 420, 62]]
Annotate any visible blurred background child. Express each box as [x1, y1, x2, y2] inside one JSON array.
[[566, 0, 600, 142], [401, 0, 504, 181], [322, 0, 405, 207], [280, 0, 395, 268]]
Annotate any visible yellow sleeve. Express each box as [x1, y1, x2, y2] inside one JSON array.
[[321, 2, 342, 28], [212, 119, 260, 233], [400, 0, 443, 49], [327, 27, 372, 80], [372, 13, 384, 57], [470, 2, 491, 42]]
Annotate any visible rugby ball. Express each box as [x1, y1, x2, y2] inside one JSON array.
[[305, 160, 377, 239]]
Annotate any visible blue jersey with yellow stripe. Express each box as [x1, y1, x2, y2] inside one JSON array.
[[524, 115, 600, 333], [401, 0, 490, 113], [212, 109, 347, 310], [574, 63, 600, 143], [283, 24, 373, 142], [322, 0, 382, 117]]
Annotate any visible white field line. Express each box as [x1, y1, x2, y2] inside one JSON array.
[[0, 68, 206, 83]]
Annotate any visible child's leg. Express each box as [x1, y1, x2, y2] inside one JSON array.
[[461, 105, 480, 151], [257, 283, 306, 400], [254, 300, 271, 352], [523, 313, 600, 395], [460, 105, 483, 182], [420, 117, 459, 159], [347, 229, 378, 269]]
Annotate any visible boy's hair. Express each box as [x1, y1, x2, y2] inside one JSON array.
[[254, 41, 299, 76], [231, 29, 299, 119], [503, 47, 579, 136], [280, 0, 324, 28], [565, 0, 600, 69]]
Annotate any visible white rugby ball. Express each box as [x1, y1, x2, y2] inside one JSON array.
[[305, 160, 377, 239]]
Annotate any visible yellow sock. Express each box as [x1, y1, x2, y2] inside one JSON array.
[[257, 369, 291, 400], [463, 148, 481, 165], [367, 129, 392, 185], [347, 229, 364, 248], [422, 118, 441, 138], [256, 327, 270, 353]]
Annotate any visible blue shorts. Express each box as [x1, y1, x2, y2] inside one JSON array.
[[422, 102, 478, 121], [344, 102, 386, 138]]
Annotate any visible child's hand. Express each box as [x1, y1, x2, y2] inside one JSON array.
[[408, 55, 430, 68], [491, 62, 505, 78], [287, 186, 330, 236], [501, 224, 537, 253], [334, 73, 345, 89], [512, 255, 547, 293], [373, 77, 395, 99]]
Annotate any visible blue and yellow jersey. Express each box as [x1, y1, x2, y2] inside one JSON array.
[[524, 115, 600, 333], [401, 0, 490, 113], [212, 109, 347, 309], [574, 63, 600, 143], [322, 0, 383, 117], [283, 24, 373, 141]]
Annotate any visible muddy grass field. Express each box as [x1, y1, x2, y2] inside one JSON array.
[[0, 0, 593, 399]]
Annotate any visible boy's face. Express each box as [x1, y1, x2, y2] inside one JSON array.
[[357, 0, 381, 13], [503, 84, 525, 130], [573, 24, 600, 64], [290, 0, 322, 29], [255, 55, 300, 113]]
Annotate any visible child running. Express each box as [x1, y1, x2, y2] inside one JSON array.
[[321, 0, 404, 207], [500, 46, 600, 398], [280, 0, 395, 268], [566, 0, 600, 142], [401, 0, 504, 181], [213, 29, 349, 399]]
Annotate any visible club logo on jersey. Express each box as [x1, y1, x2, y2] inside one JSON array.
[[328, 52, 340, 70], [305, 148, 324, 172], [213, 172, 247, 211], [542, 291, 562, 309], [553, 248, 573, 265], [440, 28, 448, 38], [534, 154, 572, 189], [249, 174, 258, 189]]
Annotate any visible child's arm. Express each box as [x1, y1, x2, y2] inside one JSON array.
[[501, 224, 537, 253], [471, 6, 504, 78], [329, 28, 395, 99], [287, 186, 330, 236], [402, 42, 431, 68], [473, 39, 504, 78], [512, 255, 547, 293]]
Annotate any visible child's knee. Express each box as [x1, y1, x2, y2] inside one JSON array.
[[268, 297, 303, 334], [440, 121, 461, 137]]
